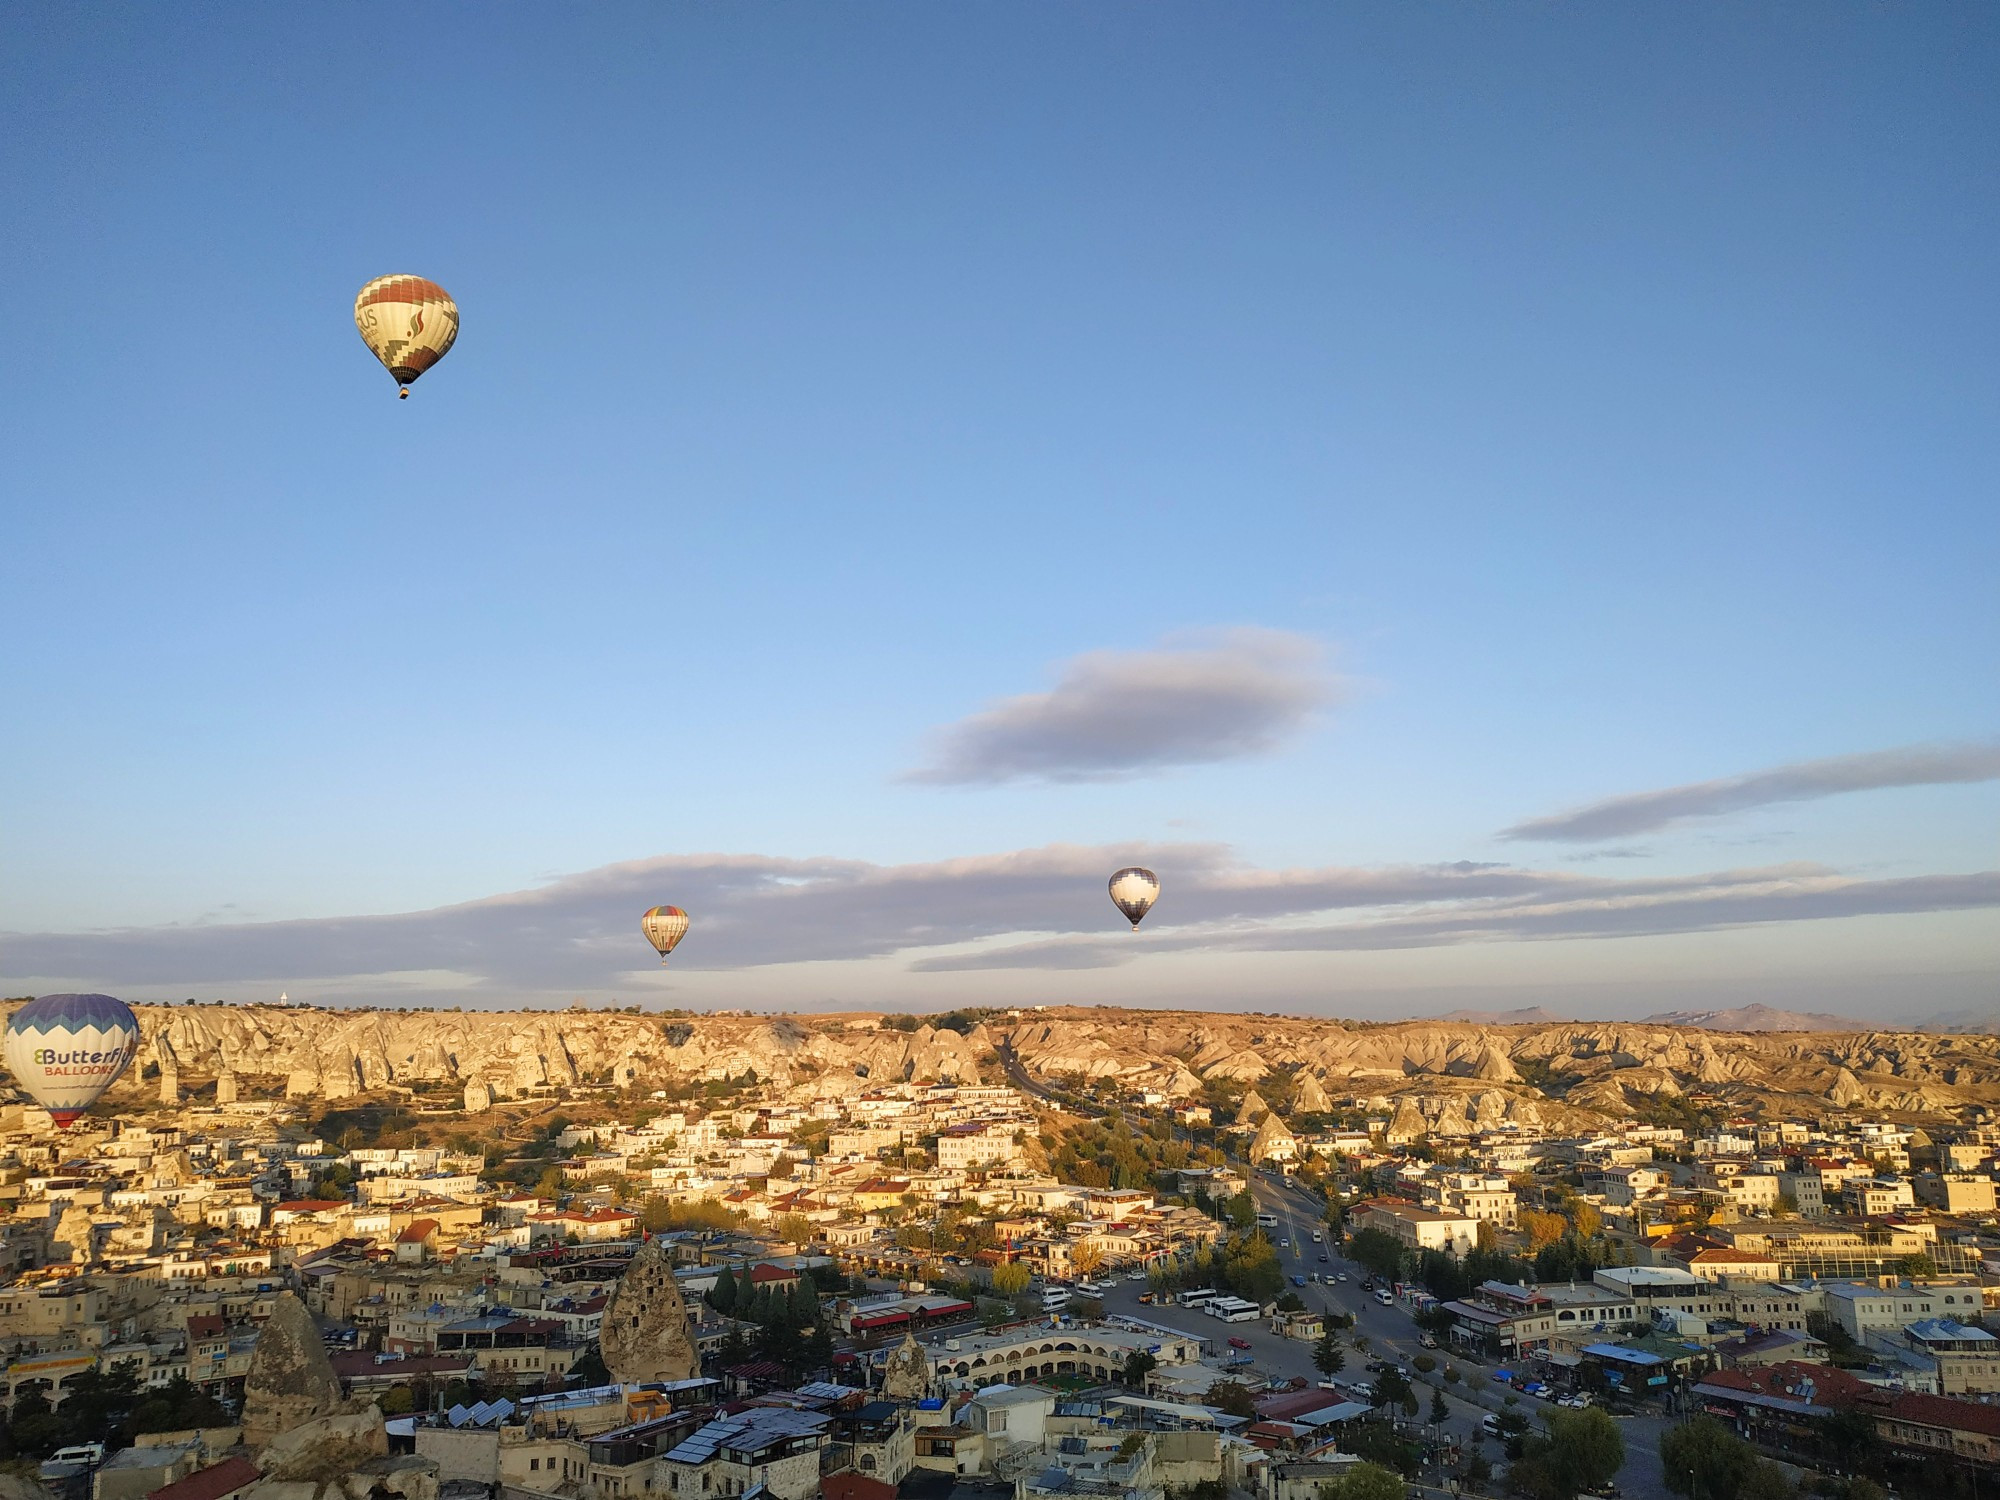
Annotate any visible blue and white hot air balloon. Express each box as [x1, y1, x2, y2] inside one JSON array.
[[3, 994, 142, 1129]]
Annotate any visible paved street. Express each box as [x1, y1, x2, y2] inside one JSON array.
[[1092, 1172, 1680, 1500]]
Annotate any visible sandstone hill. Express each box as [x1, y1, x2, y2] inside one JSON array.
[[8, 1001, 1995, 1127]]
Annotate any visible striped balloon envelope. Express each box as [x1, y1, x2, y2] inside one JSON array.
[[354, 275, 459, 397], [641, 906, 690, 965], [3, 994, 142, 1129]]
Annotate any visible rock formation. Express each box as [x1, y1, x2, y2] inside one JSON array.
[[600, 1238, 697, 1385], [243, 1291, 344, 1446], [880, 1330, 930, 1399], [463, 1080, 492, 1113], [10, 999, 1994, 1127], [1295, 1072, 1332, 1115], [1235, 1089, 1271, 1125], [215, 1069, 237, 1105], [1248, 1111, 1297, 1165], [50, 1203, 96, 1264]]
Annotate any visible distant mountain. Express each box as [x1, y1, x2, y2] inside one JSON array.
[[1913, 1005, 2000, 1035], [1639, 1002, 1862, 1032], [1435, 1006, 1571, 1025]]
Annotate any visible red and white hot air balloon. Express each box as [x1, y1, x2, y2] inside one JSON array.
[[642, 906, 690, 965], [354, 275, 459, 398]]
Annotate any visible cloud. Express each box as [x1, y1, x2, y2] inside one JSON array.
[[4, 843, 1994, 1002], [1501, 740, 2000, 843], [902, 628, 1335, 785]]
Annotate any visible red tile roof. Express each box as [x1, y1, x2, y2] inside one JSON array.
[[823, 1474, 897, 1500], [146, 1457, 260, 1500], [184, 1314, 225, 1339], [396, 1219, 439, 1243], [1868, 1389, 2000, 1439]]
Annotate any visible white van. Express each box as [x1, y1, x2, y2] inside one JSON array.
[[1374, 1289, 1393, 1306]]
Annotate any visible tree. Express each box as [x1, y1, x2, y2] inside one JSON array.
[[1072, 1239, 1107, 1277], [1223, 1233, 1285, 1302], [1519, 1407, 1623, 1499], [1519, 1209, 1567, 1249], [1320, 1462, 1403, 1500], [1372, 1368, 1417, 1417], [1224, 1191, 1258, 1231], [1661, 1417, 1772, 1500], [708, 1263, 739, 1313], [1123, 1350, 1157, 1387], [1313, 1331, 1346, 1377], [1429, 1389, 1449, 1426], [1202, 1381, 1257, 1419], [1347, 1228, 1405, 1281], [775, 1213, 814, 1252], [566, 1345, 609, 1388], [990, 1261, 1032, 1296]]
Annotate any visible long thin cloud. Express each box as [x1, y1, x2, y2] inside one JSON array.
[[1501, 740, 2000, 843], [902, 628, 1336, 785], [5, 844, 1994, 999]]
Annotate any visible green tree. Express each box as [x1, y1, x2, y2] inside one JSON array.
[[1372, 1368, 1417, 1417], [1123, 1350, 1157, 1386], [1347, 1228, 1405, 1281], [1660, 1417, 1778, 1500], [1320, 1462, 1404, 1500], [990, 1261, 1032, 1296], [1202, 1381, 1257, 1419], [566, 1345, 609, 1388], [1429, 1389, 1448, 1426], [1514, 1407, 1623, 1499], [774, 1213, 814, 1251], [1224, 1191, 1257, 1232], [1312, 1330, 1346, 1377], [709, 1263, 739, 1313]]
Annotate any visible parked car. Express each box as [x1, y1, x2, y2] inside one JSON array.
[[1137, 1292, 1155, 1304], [1228, 1336, 1252, 1350], [1292, 1274, 1307, 1287], [1336, 1273, 1349, 1283], [1418, 1334, 1438, 1348], [1481, 1415, 1502, 1438]]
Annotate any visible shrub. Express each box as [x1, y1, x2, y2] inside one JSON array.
[[1413, 1354, 1436, 1374], [1443, 1365, 1461, 1384]]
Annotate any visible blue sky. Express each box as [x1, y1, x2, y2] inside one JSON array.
[[3, 5, 1995, 1022]]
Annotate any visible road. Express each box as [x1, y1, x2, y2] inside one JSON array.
[[1224, 1171, 1677, 1500], [987, 1054, 1680, 1496]]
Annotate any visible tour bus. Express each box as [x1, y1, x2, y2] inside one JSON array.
[[1042, 1285, 1072, 1311], [1179, 1288, 1223, 1311], [1207, 1296, 1260, 1323], [1255, 1211, 1279, 1229]]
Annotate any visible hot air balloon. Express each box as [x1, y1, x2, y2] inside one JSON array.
[[642, 906, 690, 965], [1109, 867, 1159, 930], [354, 275, 459, 398], [2, 994, 141, 1129]]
